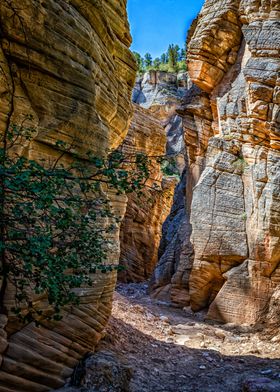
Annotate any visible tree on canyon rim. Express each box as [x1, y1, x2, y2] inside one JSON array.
[[168, 44, 180, 71], [133, 44, 186, 74], [144, 52, 153, 68], [0, 118, 153, 323]]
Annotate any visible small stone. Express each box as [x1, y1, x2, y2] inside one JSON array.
[[208, 347, 220, 352], [166, 338, 174, 343], [199, 365, 206, 370], [215, 330, 226, 339], [160, 316, 170, 323], [242, 377, 280, 392], [260, 369, 273, 375], [226, 336, 242, 343], [166, 327, 174, 336]]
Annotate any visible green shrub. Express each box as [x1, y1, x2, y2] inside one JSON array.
[[0, 122, 151, 323]]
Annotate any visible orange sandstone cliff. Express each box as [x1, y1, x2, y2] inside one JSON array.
[[0, 0, 136, 390]]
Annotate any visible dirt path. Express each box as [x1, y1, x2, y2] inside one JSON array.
[[102, 282, 280, 392]]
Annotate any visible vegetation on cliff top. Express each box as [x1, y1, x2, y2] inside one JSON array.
[[133, 44, 186, 74]]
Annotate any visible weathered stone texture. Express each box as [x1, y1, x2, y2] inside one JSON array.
[[149, 170, 193, 306], [133, 70, 188, 174], [186, 0, 280, 324], [119, 105, 176, 282], [187, 0, 242, 92], [55, 350, 133, 392], [133, 70, 188, 114], [0, 0, 136, 390], [151, 0, 279, 323], [133, 71, 193, 302], [150, 79, 214, 306]]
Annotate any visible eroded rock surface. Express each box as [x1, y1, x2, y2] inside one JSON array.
[[151, 0, 279, 325], [133, 70, 188, 113], [119, 105, 176, 282], [55, 350, 133, 392], [182, 0, 280, 324], [150, 80, 213, 306], [119, 71, 188, 284], [133, 71, 193, 303], [0, 0, 136, 390]]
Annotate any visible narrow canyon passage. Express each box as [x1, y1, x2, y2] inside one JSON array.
[[104, 283, 280, 392], [0, 0, 279, 391]]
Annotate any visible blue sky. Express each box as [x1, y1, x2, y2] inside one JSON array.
[[127, 0, 205, 59]]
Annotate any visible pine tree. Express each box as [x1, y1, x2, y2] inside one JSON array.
[[160, 53, 167, 64], [144, 53, 153, 68], [174, 45, 180, 62], [180, 48, 186, 61], [168, 44, 178, 71], [153, 58, 161, 69], [133, 51, 144, 73]]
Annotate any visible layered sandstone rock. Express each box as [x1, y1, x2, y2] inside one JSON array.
[[187, 0, 280, 324], [133, 70, 188, 115], [133, 70, 188, 173], [119, 104, 176, 282], [151, 0, 279, 324], [0, 0, 136, 390], [149, 170, 193, 305], [150, 80, 213, 306], [136, 71, 213, 305], [129, 71, 188, 292]]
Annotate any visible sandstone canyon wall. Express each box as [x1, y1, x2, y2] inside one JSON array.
[[150, 81, 213, 306], [188, 0, 280, 325], [119, 104, 176, 282], [151, 0, 280, 326], [133, 70, 188, 173], [0, 1, 136, 390], [118, 71, 189, 283], [119, 71, 189, 285]]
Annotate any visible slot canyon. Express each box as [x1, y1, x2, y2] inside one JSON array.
[[0, 0, 279, 391]]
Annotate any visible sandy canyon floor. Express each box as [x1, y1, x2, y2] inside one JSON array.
[[102, 283, 280, 392]]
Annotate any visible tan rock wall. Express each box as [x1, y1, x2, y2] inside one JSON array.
[[150, 80, 213, 307], [119, 105, 176, 282], [0, 0, 136, 390], [187, 0, 242, 93], [186, 0, 280, 324], [133, 71, 191, 300]]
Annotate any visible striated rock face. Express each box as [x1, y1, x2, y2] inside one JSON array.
[[186, 0, 280, 324], [118, 104, 176, 282], [131, 71, 190, 296], [133, 71, 188, 173], [187, 0, 242, 93], [0, 0, 136, 390], [133, 70, 188, 114], [150, 0, 279, 324], [149, 170, 193, 305], [150, 79, 213, 306]]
